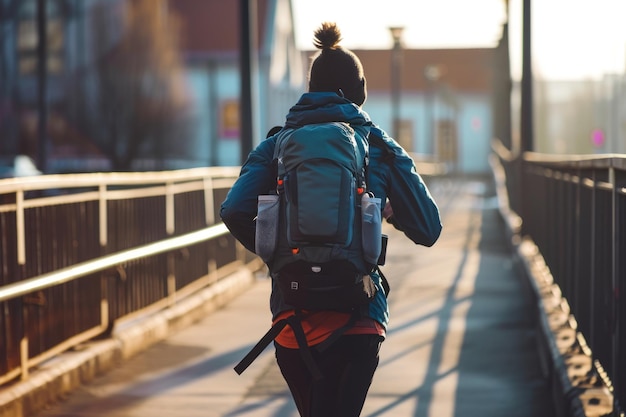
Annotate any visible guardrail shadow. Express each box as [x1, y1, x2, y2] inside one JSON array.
[[365, 178, 552, 417]]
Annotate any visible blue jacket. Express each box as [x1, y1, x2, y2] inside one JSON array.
[[220, 92, 442, 330]]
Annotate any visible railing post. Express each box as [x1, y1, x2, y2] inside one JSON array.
[[573, 166, 581, 319], [16, 188, 30, 378], [19, 304, 29, 380], [99, 183, 108, 247], [16, 189, 25, 265], [610, 166, 618, 397], [518, 158, 529, 237], [167, 252, 176, 306], [589, 169, 596, 357], [166, 181, 176, 305], [166, 181, 175, 235], [204, 177, 215, 226], [100, 274, 110, 334]]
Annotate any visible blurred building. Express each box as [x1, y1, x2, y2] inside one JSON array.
[[172, 0, 499, 172], [0, 0, 304, 171], [0, 0, 515, 174], [350, 47, 496, 174], [169, 0, 305, 167], [2, 1, 624, 174], [0, 0, 110, 173]]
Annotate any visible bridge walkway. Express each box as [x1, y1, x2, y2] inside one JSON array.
[[31, 176, 553, 417]]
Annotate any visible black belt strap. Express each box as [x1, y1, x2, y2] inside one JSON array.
[[233, 317, 289, 375], [233, 311, 323, 380]]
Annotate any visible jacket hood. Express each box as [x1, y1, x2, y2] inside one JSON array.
[[284, 92, 371, 128]]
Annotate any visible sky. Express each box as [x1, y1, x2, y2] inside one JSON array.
[[291, 0, 626, 81]]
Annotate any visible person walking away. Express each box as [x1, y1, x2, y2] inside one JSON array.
[[221, 22, 442, 417]]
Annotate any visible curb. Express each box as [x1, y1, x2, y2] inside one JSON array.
[[490, 155, 616, 417], [515, 240, 615, 417], [0, 268, 256, 417]]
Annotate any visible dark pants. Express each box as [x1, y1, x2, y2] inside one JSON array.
[[275, 334, 383, 417]]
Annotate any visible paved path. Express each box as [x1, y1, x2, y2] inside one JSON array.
[[34, 177, 553, 417]]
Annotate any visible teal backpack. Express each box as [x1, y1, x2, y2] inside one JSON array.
[[270, 121, 381, 310], [234, 121, 385, 378]]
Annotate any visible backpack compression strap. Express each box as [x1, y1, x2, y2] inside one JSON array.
[[233, 311, 323, 380]]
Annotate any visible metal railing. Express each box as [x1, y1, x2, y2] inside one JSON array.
[[492, 141, 625, 413], [0, 167, 256, 386]]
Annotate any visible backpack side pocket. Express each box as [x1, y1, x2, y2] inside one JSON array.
[[255, 194, 280, 262], [361, 193, 382, 265]]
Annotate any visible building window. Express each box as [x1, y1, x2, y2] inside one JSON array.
[[17, 0, 64, 75], [220, 100, 240, 139]]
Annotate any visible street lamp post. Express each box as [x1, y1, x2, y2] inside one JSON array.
[[424, 65, 441, 155], [520, 0, 533, 153], [239, 0, 257, 165], [389, 27, 404, 142], [36, 0, 48, 173]]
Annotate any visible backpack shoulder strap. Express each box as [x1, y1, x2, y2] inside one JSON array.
[[368, 127, 396, 164]]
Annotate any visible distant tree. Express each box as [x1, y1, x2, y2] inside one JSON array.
[[534, 79, 551, 153], [534, 80, 595, 154], [93, 0, 191, 171], [560, 81, 595, 154]]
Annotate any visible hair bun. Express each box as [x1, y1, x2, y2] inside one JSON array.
[[313, 22, 342, 50]]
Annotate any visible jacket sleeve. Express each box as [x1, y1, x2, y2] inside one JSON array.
[[368, 126, 442, 247], [220, 137, 277, 253]]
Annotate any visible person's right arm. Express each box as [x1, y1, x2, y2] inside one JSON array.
[[220, 137, 277, 253]]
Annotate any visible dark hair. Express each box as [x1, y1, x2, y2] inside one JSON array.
[[313, 22, 342, 50], [308, 22, 367, 106]]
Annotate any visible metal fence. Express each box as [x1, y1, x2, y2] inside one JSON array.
[[494, 143, 625, 412], [0, 167, 254, 386]]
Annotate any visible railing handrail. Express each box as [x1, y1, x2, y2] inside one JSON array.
[[0, 166, 247, 386], [0, 223, 229, 303], [0, 166, 241, 193], [492, 137, 626, 170], [491, 137, 520, 163], [523, 151, 626, 169]]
